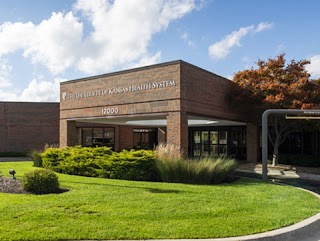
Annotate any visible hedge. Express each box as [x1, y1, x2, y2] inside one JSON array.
[[41, 146, 159, 181]]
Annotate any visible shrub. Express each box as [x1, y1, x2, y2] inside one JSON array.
[[156, 157, 238, 184], [30, 150, 43, 167], [22, 169, 59, 194], [41, 146, 159, 181]]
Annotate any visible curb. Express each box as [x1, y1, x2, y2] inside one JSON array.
[[192, 213, 320, 241]]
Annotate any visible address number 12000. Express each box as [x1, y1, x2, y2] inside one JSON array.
[[101, 107, 119, 115]]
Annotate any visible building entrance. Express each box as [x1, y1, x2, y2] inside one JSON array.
[[189, 127, 246, 160], [133, 129, 158, 150]]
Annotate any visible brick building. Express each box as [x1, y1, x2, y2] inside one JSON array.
[[0, 102, 59, 154], [60, 60, 259, 162]]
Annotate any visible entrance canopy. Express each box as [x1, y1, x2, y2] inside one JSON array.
[[67, 114, 246, 127], [262, 109, 320, 181]]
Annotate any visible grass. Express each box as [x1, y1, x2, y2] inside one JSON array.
[[0, 161, 319, 241]]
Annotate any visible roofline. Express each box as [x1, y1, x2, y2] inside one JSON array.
[[61, 60, 184, 85], [61, 59, 232, 86], [178, 60, 232, 81]]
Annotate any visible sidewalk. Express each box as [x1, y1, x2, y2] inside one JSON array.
[[236, 164, 320, 195], [237, 163, 320, 182], [0, 157, 32, 162]]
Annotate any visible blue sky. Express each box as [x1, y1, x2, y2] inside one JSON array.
[[0, 0, 319, 102]]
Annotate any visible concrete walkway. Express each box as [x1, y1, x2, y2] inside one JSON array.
[[0, 157, 31, 162]]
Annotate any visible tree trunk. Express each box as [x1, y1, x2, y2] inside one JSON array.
[[268, 116, 293, 167], [272, 144, 279, 167]]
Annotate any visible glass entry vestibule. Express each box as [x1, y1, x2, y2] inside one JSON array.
[[189, 127, 246, 160]]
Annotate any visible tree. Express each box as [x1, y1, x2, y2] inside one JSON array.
[[233, 54, 320, 166]]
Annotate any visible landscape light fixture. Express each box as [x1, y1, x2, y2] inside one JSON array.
[[9, 169, 16, 180]]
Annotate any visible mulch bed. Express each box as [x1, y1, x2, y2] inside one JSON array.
[[0, 177, 28, 194], [0, 177, 69, 194]]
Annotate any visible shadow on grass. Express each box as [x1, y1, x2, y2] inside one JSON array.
[[63, 180, 184, 194]]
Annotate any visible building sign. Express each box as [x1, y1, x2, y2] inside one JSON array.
[[62, 80, 177, 101], [101, 107, 119, 115]]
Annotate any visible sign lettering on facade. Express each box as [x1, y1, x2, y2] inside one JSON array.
[[62, 80, 177, 101]]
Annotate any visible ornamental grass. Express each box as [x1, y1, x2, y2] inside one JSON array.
[[155, 143, 239, 184]]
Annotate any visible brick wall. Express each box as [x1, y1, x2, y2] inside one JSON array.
[[0, 102, 59, 153], [59, 60, 256, 160], [60, 62, 183, 149], [181, 62, 250, 122]]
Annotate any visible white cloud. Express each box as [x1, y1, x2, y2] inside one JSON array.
[[208, 25, 254, 60], [127, 51, 162, 69], [19, 78, 62, 102], [180, 31, 195, 47], [0, 22, 34, 56], [208, 22, 274, 60], [255, 22, 273, 33], [0, 0, 197, 102], [74, 0, 196, 74], [0, 78, 63, 102], [0, 0, 196, 75], [0, 57, 63, 101], [306, 55, 320, 79], [0, 58, 13, 88], [24, 12, 83, 74], [0, 12, 83, 74]]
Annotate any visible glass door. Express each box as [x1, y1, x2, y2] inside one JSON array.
[[193, 131, 201, 157], [210, 131, 218, 157], [201, 131, 209, 156]]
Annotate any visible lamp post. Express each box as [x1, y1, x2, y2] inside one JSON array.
[[9, 169, 16, 180]]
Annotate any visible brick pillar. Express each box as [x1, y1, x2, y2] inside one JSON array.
[[118, 126, 133, 150], [166, 112, 188, 156], [60, 120, 78, 147], [246, 123, 259, 162], [114, 126, 120, 151]]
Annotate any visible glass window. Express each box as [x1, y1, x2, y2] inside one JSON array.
[[93, 128, 104, 146], [82, 128, 92, 146], [193, 144, 201, 157], [210, 145, 218, 157], [104, 128, 115, 147], [193, 131, 201, 156], [81, 128, 115, 149], [210, 131, 218, 144], [202, 131, 209, 144], [201, 131, 209, 156], [219, 131, 227, 144], [194, 131, 201, 144], [133, 129, 157, 150], [219, 145, 227, 156]]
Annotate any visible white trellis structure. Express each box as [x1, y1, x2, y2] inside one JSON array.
[[262, 109, 320, 181]]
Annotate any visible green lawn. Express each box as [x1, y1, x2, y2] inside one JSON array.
[[0, 161, 319, 241]]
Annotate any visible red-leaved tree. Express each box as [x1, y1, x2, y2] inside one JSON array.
[[233, 54, 320, 166]]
